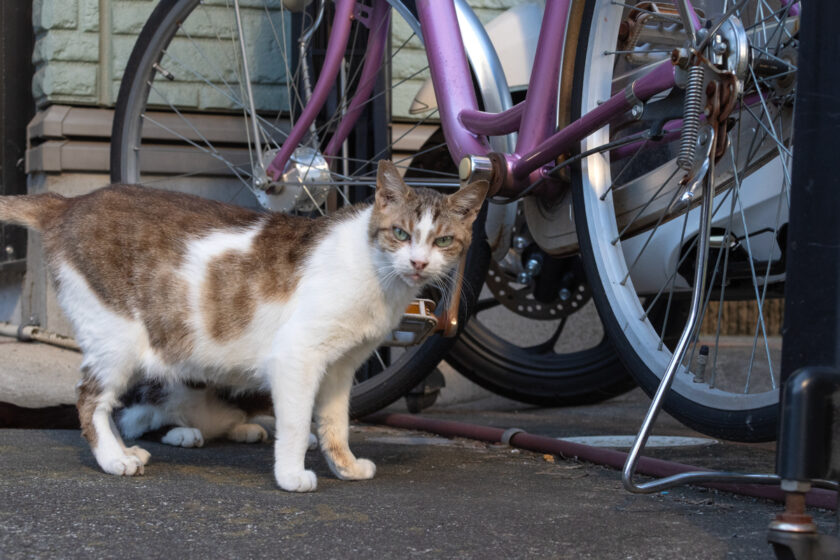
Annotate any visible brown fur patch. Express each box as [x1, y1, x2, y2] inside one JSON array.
[[202, 250, 258, 341], [0, 193, 68, 231], [38, 185, 262, 357], [139, 269, 194, 363], [200, 209, 358, 342], [43, 185, 261, 310], [76, 374, 101, 447], [324, 437, 354, 472]]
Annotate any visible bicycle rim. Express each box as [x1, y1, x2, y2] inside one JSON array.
[[571, 0, 797, 441], [110, 0, 483, 417]]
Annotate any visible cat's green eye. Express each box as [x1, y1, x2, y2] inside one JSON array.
[[434, 236, 454, 248], [392, 226, 410, 241]]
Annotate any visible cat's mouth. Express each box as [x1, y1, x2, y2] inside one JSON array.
[[402, 272, 427, 286]]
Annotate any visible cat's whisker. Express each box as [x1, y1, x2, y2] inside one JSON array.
[[375, 264, 404, 290]]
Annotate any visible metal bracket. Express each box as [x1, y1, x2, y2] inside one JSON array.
[[353, 2, 374, 27]]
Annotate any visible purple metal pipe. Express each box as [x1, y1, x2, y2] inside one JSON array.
[[416, 0, 491, 165], [780, 0, 801, 16], [266, 0, 357, 181], [630, 61, 679, 103], [324, 0, 391, 158], [367, 413, 839, 511], [512, 94, 627, 180], [674, 0, 703, 32], [611, 121, 682, 160], [512, 62, 676, 180], [459, 102, 526, 136], [514, 0, 570, 156]]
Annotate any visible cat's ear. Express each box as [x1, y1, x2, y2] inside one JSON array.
[[375, 159, 412, 209], [447, 180, 488, 221]]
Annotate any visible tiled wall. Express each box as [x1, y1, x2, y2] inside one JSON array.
[[32, 0, 519, 118]]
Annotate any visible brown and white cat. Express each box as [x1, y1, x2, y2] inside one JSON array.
[[0, 160, 487, 492]]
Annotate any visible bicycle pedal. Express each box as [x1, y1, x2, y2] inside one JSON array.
[[381, 299, 438, 347]]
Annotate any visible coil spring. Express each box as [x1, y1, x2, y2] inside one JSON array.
[[677, 65, 705, 170]]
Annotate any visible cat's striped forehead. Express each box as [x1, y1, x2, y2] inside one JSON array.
[[405, 188, 450, 223], [368, 186, 474, 265], [369, 160, 487, 258], [373, 187, 465, 231]]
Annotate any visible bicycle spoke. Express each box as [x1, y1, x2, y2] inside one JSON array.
[[611, 164, 680, 246], [140, 102, 254, 190], [609, 1, 683, 24], [708, 153, 742, 388], [656, 209, 690, 351], [728, 155, 776, 390], [640, 187, 735, 319], [261, 2, 303, 128], [600, 138, 649, 201]]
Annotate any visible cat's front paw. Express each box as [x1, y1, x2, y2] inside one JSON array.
[[102, 454, 145, 476], [227, 423, 268, 443], [161, 427, 204, 448], [126, 445, 151, 465], [335, 458, 376, 481], [275, 469, 318, 492]]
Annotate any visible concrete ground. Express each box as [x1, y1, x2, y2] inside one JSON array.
[[0, 339, 837, 559]]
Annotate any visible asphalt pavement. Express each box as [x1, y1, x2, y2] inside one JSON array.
[[0, 339, 837, 559]]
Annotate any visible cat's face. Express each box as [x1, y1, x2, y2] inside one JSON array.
[[370, 160, 488, 288]]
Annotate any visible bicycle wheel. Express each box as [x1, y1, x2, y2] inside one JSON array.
[[571, 0, 797, 441], [408, 132, 635, 406], [110, 0, 489, 418]]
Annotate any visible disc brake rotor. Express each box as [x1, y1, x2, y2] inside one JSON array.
[[485, 258, 592, 320]]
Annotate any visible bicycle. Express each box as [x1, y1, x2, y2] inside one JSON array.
[[110, 0, 798, 441]]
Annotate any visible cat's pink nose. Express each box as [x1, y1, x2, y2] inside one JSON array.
[[411, 259, 428, 272]]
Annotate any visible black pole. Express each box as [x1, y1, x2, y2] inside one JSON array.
[[777, 0, 840, 484], [766, 6, 840, 558], [0, 1, 34, 268]]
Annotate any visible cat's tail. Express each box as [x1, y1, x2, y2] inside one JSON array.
[[0, 193, 68, 231]]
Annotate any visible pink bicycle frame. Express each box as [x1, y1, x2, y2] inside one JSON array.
[[266, 0, 705, 197]]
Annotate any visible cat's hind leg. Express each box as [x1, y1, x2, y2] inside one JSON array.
[[246, 415, 316, 448], [78, 373, 149, 476], [226, 423, 268, 443], [161, 427, 205, 447]]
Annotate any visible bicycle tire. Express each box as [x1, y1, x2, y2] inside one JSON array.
[[570, 0, 796, 441], [110, 0, 490, 418], [448, 326, 634, 407]]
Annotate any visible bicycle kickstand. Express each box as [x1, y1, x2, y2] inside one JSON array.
[[620, 126, 780, 493], [619, 126, 840, 560]]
